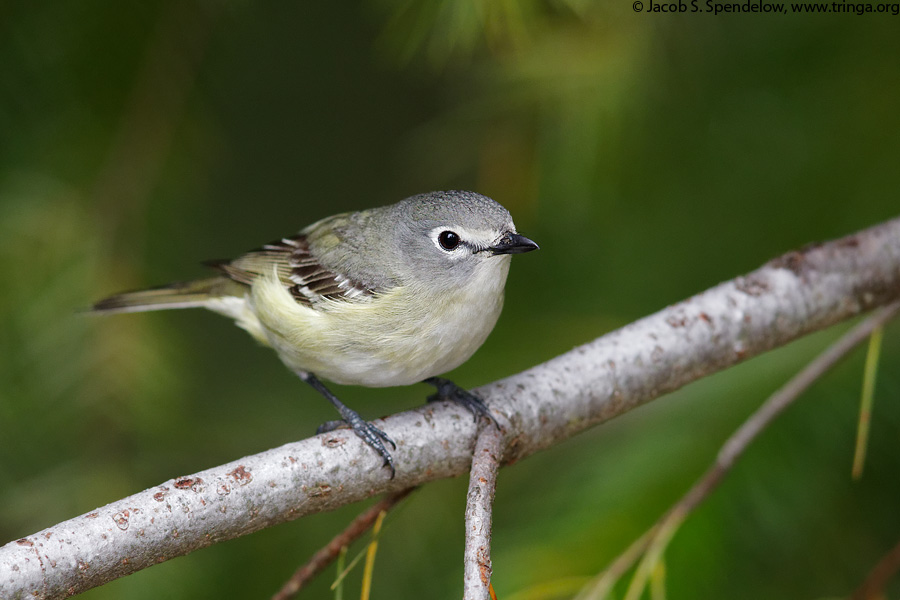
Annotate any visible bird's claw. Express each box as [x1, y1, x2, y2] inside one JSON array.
[[317, 416, 396, 478], [423, 377, 500, 429]]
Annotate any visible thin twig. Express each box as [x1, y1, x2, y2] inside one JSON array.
[[463, 425, 505, 600], [580, 301, 900, 600], [271, 488, 415, 600], [714, 302, 898, 479], [852, 537, 900, 600]]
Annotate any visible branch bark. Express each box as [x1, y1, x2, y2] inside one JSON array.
[[2, 216, 899, 599], [463, 425, 504, 600]]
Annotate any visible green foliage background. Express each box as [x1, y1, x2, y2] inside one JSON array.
[[2, 1, 899, 598]]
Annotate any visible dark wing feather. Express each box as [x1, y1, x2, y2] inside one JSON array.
[[206, 236, 375, 308]]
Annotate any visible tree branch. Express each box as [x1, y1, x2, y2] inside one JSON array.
[[2, 216, 899, 599], [463, 425, 504, 600]]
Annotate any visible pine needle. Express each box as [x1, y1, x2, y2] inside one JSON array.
[[360, 510, 387, 600], [650, 558, 666, 600], [507, 576, 593, 600], [331, 546, 365, 591], [330, 508, 392, 594], [623, 508, 686, 600], [335, 546, 347, 600], [852, 326, 883, 480]]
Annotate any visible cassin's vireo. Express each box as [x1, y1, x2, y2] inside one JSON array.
[[93, 190, 539, 476]]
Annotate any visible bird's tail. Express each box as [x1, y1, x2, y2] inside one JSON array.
[[91, 277, 241, 314]]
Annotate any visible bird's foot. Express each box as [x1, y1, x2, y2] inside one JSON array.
[[301, 372, 397, 478], [423, 377, 500, 429], [317, 416, 396, 478]]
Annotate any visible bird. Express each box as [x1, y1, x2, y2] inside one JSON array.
[[92, 190, 539, 477]]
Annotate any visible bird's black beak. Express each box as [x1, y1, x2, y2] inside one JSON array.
[[489, 233, 540, 255]]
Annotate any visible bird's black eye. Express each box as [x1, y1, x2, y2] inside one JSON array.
[[438, 230, 460, 251]]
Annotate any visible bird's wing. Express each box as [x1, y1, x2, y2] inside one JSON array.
[[206, 235, 376, 308]]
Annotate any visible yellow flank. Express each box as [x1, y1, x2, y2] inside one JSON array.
[[246, 256, 511, 387]]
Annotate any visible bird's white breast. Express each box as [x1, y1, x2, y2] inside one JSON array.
[[245, 256, 512, 387]]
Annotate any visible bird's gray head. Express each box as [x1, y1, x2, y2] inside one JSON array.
[[383, 190, 538, 288]]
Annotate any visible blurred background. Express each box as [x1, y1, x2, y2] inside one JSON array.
[[2, 1, 899, 598]]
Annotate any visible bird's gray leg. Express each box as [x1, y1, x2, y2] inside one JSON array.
[[298, 372, 396, 478], [422, 377, 500, 429]]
